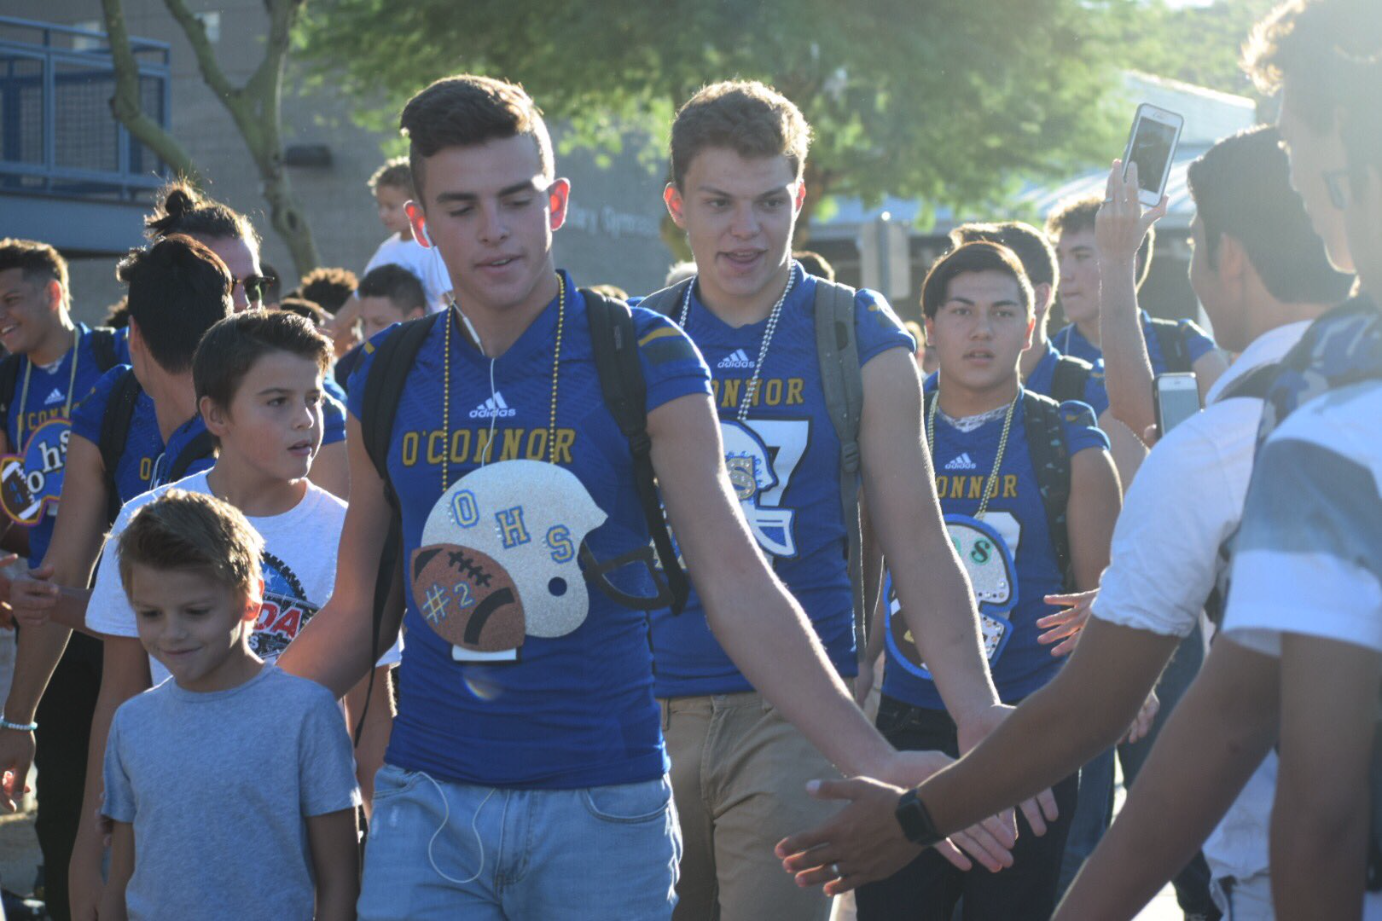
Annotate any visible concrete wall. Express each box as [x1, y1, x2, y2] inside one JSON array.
[[8, 1, 677, 324]]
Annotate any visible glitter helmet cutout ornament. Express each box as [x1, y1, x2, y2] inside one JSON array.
[[720, 420, 795, 558], [411, 459, 607, 663], [884, 514, 1019, 679]]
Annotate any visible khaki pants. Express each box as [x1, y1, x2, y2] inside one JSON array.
[[661, 692, 841, 921]]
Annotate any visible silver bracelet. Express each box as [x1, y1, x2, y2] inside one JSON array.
[[0, 716, 37, 732]]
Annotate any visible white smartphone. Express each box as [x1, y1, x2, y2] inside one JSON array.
[[1123, 104, 1184, 207], [1154, 372, 1200, 436]]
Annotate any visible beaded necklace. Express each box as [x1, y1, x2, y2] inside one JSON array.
[[679, 267, 796, 423], [927, 390, 1018, 520], [15, 327, 81, 448], [440, 274, 567, 490]]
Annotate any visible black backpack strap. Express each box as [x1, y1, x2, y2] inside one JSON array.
[[88, 327, 120, 373], [0, 354, 23, 446], [635, 279, 695, 320], [583, 289, 690, 615], [1212, 362, 1280, 404], [168, 430, 216, 482], [1148, 317, 1193, 373], [812, 281, 867, 661], [351, 313, 440, 743], [99, 369, 143, 525], [1049, 354, 1094, 405], [1021, 392, 1074, 590]]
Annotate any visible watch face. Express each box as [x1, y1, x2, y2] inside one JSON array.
[[896, 791, 941, 846]]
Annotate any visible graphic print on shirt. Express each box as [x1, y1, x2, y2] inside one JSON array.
[[885, 513, 1019, 680], [250, 550, 319, 661], [722, 418, 808, 559], [0, 418, 71, 525], [410, 459, 607, 663]]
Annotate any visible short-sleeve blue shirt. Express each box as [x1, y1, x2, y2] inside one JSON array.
[[1052, 310, 1216, 373], [646, 264, 915, 698], [347, 271, 711, 789], [883, 389, 1108, 708]]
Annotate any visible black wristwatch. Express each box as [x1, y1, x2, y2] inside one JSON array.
[[895, 789, 943, 847]]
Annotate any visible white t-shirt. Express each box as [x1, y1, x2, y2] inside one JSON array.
[[86, 471, 402, 685], [1092, 321, 1310, 884], [361, 233, 452, 313]]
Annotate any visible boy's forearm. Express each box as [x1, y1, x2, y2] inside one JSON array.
[[1054, 638, 1278, 920], [5, 623, 71, 724], [1098, 256, 1156, 437], [918, 619, 1174, 834], [308, 810, 361, 921]]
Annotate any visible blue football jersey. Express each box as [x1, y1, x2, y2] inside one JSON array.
[[882, 390, 1108, 708], [70, 367, 216, 508], [346, 271, 711, 789], [1, 325, 116, 566], [1024, 343, 1111, 417], [1052, 310, 1216, 373], [647, 264, 915, 698]]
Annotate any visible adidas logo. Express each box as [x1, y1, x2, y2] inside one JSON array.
[[469, 391, 516, 419], [717, 349, 754, 370], [944, 453, 977, 471], [43, 388, 65, 406]]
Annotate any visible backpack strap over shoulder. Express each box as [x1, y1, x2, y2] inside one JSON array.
[[634, 279, 695, 320], [813, 281, 868, 660], [0, 354, 23, 445], [1212, 362, 1280, 405], [353, 313, 442, 743], [168, 430, 216, 482], [88, 327, 120, 373], [99, 368, 144, 526], [1148, 317, 1192, 373], [584, 289, 689, 615], [1020, 391, 1074, 591], [1049, 354, 1094, 405]]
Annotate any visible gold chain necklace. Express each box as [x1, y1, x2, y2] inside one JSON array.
[[927, 390, 1018, 520], [440, 274, 566, 490], [15, 327, 81, 449]]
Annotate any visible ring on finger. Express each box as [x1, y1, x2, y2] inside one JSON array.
[[830, 862, 843, 879]]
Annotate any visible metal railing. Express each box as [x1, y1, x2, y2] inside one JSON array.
[[0, 16, 171, 200]]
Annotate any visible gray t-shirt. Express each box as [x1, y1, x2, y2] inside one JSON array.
[[103, 666, 361, 921]]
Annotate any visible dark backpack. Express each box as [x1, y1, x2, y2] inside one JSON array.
[[1148, 317, 1196, 374], [923, 389, 1075, 591], [354, 291, 693, 731], [0, 327, 121, 445], [1048, 354, 1095, 406], [636, 278, 870, 659], [96, 368, 215, 526]]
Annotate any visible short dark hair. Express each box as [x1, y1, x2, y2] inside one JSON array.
[[369, 157, 416, 197], [357, 264, 426, 314], [0, 238, 69, 304], [293, 267, 358, 315], [921, 242, 1035, 320], [1045, 193, 1156, 287], [400, 75, 554, 198], [1245, 0, 1382, 135], [118, 235, 233, 373], [949, 222, 1055, 290], [145, 181, 260, 250], [670, 81, 811, 189], [277, 297, 330, 327], [1187, 125, 1353, 304], [193, 310, 332, 415], [794, 250, 836, 282], [103, 296, 130, 330], [119, 490, 263, 601]]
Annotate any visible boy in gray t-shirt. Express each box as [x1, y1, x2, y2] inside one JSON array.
[[99, 491, 360, 921]]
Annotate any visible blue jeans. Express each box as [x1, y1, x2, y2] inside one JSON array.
[[358, 763, 682, 920]]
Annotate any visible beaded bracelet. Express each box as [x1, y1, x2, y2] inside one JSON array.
[[0, 716, 38, 732]]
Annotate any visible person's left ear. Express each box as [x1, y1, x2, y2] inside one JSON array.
[[406, 201, 431, 248], [548, 178, 571, 232], [243, 578, 265, 624], [1022, 314, 1036, 351], [793, 179, 807, 213]]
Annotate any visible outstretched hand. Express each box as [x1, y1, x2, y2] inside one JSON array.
[[10, 565, 59, 629], [1095, 159, 1168, 266], [1037, 590, 1099, 657]]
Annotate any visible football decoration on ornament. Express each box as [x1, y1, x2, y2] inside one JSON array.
[[411, 543, 525, 654]]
